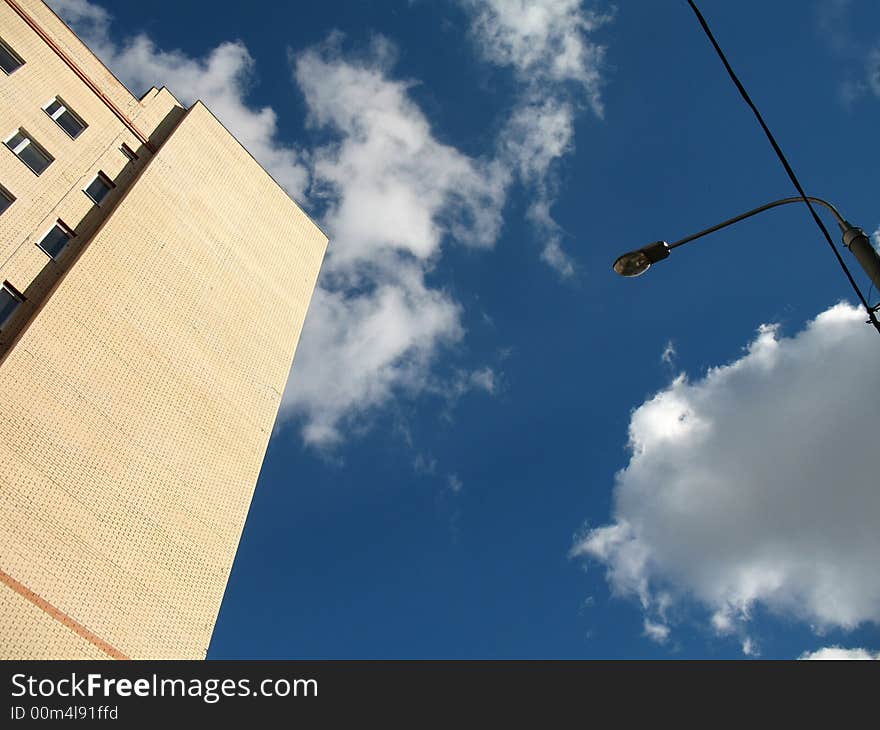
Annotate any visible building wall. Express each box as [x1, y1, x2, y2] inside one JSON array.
[[0, 0, 184, 351], [0, 1, 327, 658]]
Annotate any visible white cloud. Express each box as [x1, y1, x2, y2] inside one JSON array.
[[413, 453, 437, 475], [574, 303, 880, 648], [463, 0, 611, 276], [293, 38, 507, 270], [842, 46, 880, 106], [815, 0, 854, 55], [467, 367, 497, 395], [799, 646, 880, 660], [441, 366, 498, 405], [868, 46, 880, 96], [643, 620, 670, 644], [463, 0, 607, 114], [448, 474, 464, 494], [280, 268, 464, 447], [660, 340, 677, 366], [500, 99, 575, 181], [525, 190, 574, 278], [817, 2, 880, 108], [48, 0, 109, 35], [280, 41, 507, 446]]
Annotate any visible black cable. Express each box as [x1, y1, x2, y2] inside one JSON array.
[[686, 0, 880, 334]]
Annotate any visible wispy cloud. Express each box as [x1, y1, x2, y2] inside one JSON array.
[[463, 0, 611, 276], [281, 39, 509, 447], [815, 0, 854, 55], [447, 474, 464, 493], [660, 340, 676, 366], [813, 0, 880, 108], [642, 619, 670, 644], [463, 0, 608, 114]]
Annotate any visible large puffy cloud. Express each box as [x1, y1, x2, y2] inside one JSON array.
[[463, 0, 610, 276], [574, 303, 880, 647]]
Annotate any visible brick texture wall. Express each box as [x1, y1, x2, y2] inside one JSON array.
[[0, 1, 327, 658]]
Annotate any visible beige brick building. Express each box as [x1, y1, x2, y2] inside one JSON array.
[[0, 0, 327, 658]]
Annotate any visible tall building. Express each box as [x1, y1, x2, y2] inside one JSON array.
[[0, 0, 327, 658]]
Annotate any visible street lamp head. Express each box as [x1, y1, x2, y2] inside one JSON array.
[[613, 241, 671, 277], [612, 250, 652, 277]]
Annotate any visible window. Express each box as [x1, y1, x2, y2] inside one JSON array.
[[84, 172, 114, 205], [37, 221, 75, 260], [120, 142, 139, 161], [43, 97, 87, 139], [0, 282, 24, 330], [0, 186, 13, 215], [5, 130, 53, 175], [0, 38, 24, 75]]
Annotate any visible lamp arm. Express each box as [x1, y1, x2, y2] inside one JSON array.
[[668, 197, 848, 250]]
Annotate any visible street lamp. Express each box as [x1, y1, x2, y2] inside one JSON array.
[[613, 196, 880, 330]]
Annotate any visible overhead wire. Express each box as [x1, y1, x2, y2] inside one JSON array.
[[686, 0, 880, 334]]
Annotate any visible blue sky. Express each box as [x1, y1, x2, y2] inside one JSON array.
[[52, 0, 880, 659]]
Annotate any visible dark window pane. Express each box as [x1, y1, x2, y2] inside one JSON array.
[[44, 98, 87, 138], [0, 190, 12, 215], [38, 225, 71, 259], [85, 175, 112, 205], [56, 110, 85, 138], [17, 143, 51, 174], [0, 288, 20, 328], [0, 42, 23, 74]]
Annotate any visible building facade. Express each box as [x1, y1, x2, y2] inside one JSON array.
[[0, 0, 327, 658]]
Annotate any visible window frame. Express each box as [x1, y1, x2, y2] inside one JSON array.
[[0, 280, 25, 330], [4, 129, 54, 176], [36, 220, 76, 261], [42, 97, 88, 139], [0, 37, 25, 76], [83, 171, 115, 206], [0, 185, 14, 215]]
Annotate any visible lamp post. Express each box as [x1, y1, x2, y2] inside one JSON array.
[[613, 196, 880, 333]]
